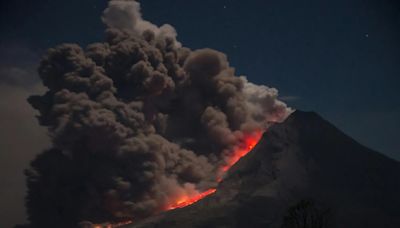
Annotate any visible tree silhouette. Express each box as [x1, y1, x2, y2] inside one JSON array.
[[281, 199, 331, 228]]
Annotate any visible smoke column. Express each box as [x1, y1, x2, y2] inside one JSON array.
[[23, 0, 292, 226]]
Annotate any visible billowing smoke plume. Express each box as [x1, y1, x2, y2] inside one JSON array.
[[24, 0, 291, 226]]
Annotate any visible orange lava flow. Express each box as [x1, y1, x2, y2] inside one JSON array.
[[220, 130, 263, 173], [166, 130, 263, 211], [166, 188, 217, 210], [95, 131, 263, 226]]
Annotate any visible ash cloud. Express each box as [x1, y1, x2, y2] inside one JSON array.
[[102, 0, 181, 47], [23, 0, 292, 226]]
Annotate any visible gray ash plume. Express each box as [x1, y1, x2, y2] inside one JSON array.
[[23, 0, 291, 226]]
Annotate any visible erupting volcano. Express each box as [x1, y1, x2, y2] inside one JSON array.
[[21, 0, 291, 227], [120, 111, 400, 228]]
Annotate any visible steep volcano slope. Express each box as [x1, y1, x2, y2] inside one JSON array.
[[128, 110, 400, 228]]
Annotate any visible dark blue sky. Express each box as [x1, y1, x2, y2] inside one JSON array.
[[1, 0, 399, 160]]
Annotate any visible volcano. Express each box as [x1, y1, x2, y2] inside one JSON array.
[[125, 110, 400, 228]]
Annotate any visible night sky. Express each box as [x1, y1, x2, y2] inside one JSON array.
[[0, 0, 399, 227]]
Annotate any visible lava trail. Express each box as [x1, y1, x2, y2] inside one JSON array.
[[166, 130, 263, 210]]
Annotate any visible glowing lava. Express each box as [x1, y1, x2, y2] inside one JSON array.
[[167, 188, 217, 210], [220, 130, 263, 173], [94, 131, 263, 226], [166, 130, 263, 211], [95, 131, 263, 226]]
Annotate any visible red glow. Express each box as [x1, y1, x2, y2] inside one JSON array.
[[166, 130, 263, 211], [220, 130, 263, 173], [99, 131, 263, 226], [166, 188, 217, 210]]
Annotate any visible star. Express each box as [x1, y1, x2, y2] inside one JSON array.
[[223, 5, 227, 9], [365, 33, 369, 38]]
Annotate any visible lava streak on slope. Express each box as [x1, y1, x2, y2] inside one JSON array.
[[166, 188, 217, 210], [166, 130, 264, 210], [220, 130, 264, 173], [86, 131, 264, 227]]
